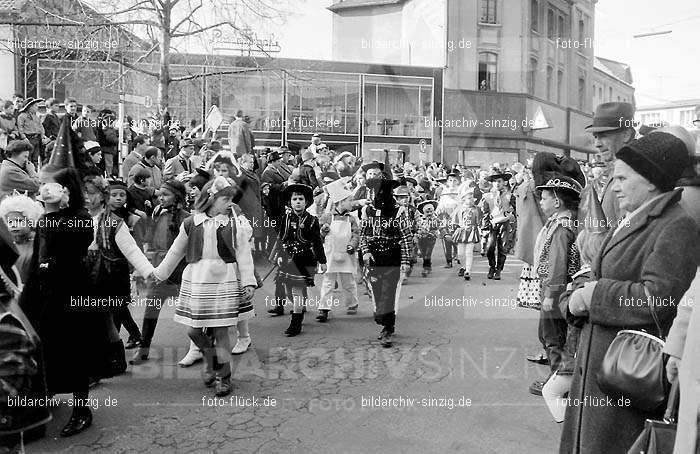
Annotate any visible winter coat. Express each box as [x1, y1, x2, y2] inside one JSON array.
[[227, 118, 254, 156], [559, 189, 700, 454], [0, 159, 41, 198], [234, 168, 264, 238], [514, 179, 545, 264]]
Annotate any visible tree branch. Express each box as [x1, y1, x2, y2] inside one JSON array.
[[170, 21, 235, 38], [169, 1, 203, 34]]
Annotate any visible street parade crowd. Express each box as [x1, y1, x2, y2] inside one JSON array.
[[0, 96, 698, 454]]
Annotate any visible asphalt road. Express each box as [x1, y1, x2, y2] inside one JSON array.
[[29, 254, 560, 454]]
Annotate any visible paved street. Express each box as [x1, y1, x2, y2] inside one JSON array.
[[31, 255, 559, 454]]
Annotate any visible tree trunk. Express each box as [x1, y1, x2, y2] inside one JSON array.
[[158, 5, 171, 113]]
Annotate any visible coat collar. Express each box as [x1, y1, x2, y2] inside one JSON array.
[[598, 188, 684, 264]]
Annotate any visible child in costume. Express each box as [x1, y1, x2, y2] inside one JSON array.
[[131, 180, 190, 364], [153, 176, 257, 397], [359, 178, 412, 348], [529, 175, 581, 397], [451, 186, 481, 280], [0, 192, 43, 281], [435, 184, 460, 268], [394, 185, 419, 281], [92, 179, 154, 350], [416, 199, 440, 277], [274, 183, 327, 336], [316, 177, 359, 321], [541, 228, 605, 422]]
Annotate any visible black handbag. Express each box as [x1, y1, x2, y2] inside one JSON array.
[[627, 380, 679, 454], [597, 301, 669, 412]]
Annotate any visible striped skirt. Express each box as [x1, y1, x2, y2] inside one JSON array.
[[173, 259, 255, 328]]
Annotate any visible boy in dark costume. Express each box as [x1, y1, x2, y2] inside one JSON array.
[[275, 184, 327, 336], [359, 178, 412, 347]]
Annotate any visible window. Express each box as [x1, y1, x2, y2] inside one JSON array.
[[557, 70, 563, 104], [546, 66, 553, 101], [547, 9, 555, 39], [578, 14, 586, 43], [558, 15, 565, 38], [531, 0, 539, 31], [362, 74, 433, 137], [480, 0, 497, 24], [578, 76, 586, 110], [528, 57, 537, 95], [680, 109, 694, 127], [478, 52, 498, 91]]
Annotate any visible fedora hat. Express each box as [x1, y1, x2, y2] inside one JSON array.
[[266, 150, 282, 162], [585, 102, 636, 133], [417, 199, 438, 212]]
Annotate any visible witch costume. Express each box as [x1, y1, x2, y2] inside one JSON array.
[[359, 178, 412, 347]]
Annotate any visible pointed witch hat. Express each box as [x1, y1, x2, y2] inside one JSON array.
[[41, 115, 75, 176]]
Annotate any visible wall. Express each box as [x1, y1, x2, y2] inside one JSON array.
[[0, 25, 16, 98]]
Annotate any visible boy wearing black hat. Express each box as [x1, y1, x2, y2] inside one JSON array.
[[479, 167, 516, 280], [359, 178, 412, 347], [274, 183, 327, 336]]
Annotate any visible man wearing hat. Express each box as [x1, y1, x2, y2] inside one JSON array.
[[479, 167, 515, 279], [164, 137, 195, 181], [585, 102, 636, 225], [16, 98, 46, 168], [359, 178, 413, 347]]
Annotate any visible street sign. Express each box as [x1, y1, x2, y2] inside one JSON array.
[[205, 105, 224, 133]]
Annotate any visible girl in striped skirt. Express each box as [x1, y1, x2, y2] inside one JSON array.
[[153, 176, 257, 397]]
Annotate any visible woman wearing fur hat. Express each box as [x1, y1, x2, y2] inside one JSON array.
[[359, 178, 413, 347], [0, 193, 44, 281], [273, 183, 327, 336], [153, 176, 257, 397]]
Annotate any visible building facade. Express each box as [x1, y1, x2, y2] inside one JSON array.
[[330, 0, 636, 165]]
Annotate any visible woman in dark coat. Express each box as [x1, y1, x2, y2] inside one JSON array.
[[19, 168, 105, 438], [560, 132, 700, 453]]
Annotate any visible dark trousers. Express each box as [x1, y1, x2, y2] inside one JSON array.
[[418, 237, 436, 269], [113, 305, 141, 339], [486, 224, 507, 270], [26, 135, 43, 167], [442, 237, 457, 263], [367, 265, 401, 330], [537, 303, 568, 374], [139, 281, 179, 348]]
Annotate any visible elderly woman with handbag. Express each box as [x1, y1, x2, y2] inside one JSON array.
[[559, 132, 700, 454]]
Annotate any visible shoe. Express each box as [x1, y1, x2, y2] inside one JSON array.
[[380, 330, 393, 348], [130, 347, 150, 365], [125, 335, 141, 349], [444, 262, 453, 269], [463, 272, 470, 281], [268, 305, 285, 316], [346, 305, 358, 315], [458, 268, 465, 277], [105, 340, 127, 377], [315, 310, 329, 323], [377, 328, 386, 340], [494, 270, 501, 280], [178, 348, 203, 367], [284, 313, 304, 337], [421, 270, 428, 278], [60, 407, 92, 437], [203, 370, 216, 387], [231, 336, 252, 355], [526, 352, 549, 365], [214, 375, 232, 397], [529, 379, 546, 396], [487, 267, 495, 279]]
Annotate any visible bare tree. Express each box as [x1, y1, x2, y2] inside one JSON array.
[[1, 0, 295, 111]]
